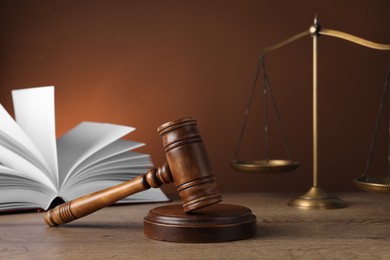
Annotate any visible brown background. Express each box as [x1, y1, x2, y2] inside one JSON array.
[[1, 0, 389, 195]]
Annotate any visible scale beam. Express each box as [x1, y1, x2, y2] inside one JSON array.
[[262, 30, 310, 53], [320, 29, 390, 50], [261, 27, 390, 53]]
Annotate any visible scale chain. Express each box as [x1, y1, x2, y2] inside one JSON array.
[[233, 52, 263, 159], [260, 55, 294, 161], [233, 53, 294, 162]]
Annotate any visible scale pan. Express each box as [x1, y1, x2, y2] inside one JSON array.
[[230, 159, 299, 173], [354, 177, 390, 194]]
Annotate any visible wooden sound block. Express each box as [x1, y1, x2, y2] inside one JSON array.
[[144, 203, 257, 243]]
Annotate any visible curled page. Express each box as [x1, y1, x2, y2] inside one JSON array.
[[68, 139, 145, 181], [12, 86, 58, 187], [0, 103, 54, 186], [57, 121, 135, 188]]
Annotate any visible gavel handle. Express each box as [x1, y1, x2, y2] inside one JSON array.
[[45, 165, 172, 227]]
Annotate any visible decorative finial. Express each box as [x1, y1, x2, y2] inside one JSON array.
[[310, 14, 321, 36]]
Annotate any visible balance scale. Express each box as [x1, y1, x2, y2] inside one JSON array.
[[231, 16, 390, 209]]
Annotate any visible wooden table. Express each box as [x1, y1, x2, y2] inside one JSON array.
[[1, 193, 389, 259]]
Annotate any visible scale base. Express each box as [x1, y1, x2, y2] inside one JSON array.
[[287, 186, 347, 209], [144, 203, 257, 243]]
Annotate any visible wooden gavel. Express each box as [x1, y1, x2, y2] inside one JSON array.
[[45, 117, 222, 226]]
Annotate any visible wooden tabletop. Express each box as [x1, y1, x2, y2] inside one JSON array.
[[1, 192, 389, 259]]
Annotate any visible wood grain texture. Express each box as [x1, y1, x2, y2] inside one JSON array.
[[1, 193, 390, 259]]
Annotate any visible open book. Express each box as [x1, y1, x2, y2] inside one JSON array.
[[0, 86, 168, 212]]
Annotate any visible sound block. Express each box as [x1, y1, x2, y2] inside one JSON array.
[[144, 203, 256, 243]]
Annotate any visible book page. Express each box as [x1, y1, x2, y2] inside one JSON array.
[[0, 179, 56, 211], [57, 122, 135, 187], [81, 152, 152, 172], [0, 104, 55, 186], [0, 147, 57, 192], [62, 153, 152, 189], [68, 139, 145, 181], [0, 132, 49, 176], [0, 165, 57, 194], [12, 86, 59, 187]]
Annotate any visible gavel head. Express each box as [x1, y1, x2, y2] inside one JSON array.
[[157, 117, 222, 213]]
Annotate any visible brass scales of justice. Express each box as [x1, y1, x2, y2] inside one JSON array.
[[231, 16, 390, 209]]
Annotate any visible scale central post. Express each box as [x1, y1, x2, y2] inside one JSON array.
[[287, 17, 347, 209], [313, 17, 319, 188]]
